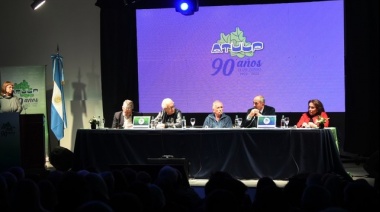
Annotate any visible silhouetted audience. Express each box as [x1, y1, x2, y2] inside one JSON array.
[[1, 165, 379, 212], [9, 178, 48, 212]]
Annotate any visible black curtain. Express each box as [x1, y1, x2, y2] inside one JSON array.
[[97, 0, 139, 129], [344, 0, 379, 156], [96, 0, 379, 156]]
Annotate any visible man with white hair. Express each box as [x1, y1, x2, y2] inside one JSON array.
[[202, 100, 233, 128], [154, 98, 183, 128]]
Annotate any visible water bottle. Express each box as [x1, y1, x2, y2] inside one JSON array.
[[150, 116, 156, 129], [98, 116, 101, 128], [281, 115, 285, 128], [182, 116, 186, 129], [235, 115, 239, 128]]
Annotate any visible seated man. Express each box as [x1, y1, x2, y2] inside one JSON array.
[[203, 100, 233, 128], [241, 95, 276, 128], [154, 98, 183, 128], [111, 99, 140, 129]]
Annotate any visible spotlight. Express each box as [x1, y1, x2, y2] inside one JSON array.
[[175, 0, 199, 16], [31, 0, 46, 10]]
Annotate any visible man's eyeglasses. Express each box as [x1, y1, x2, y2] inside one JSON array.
[[165, 106, 175, 110]]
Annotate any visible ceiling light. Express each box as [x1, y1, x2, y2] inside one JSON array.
[[175, 0, 199, 16], [31, 0, 46, 10]]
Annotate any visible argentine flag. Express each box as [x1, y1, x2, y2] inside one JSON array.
[[51, 53, 67, 140]]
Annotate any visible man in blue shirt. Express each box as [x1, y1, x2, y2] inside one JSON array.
[[203, 100, 233, 128]]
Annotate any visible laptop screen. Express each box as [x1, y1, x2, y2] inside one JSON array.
[[257, 115, 277, 128], [133, 116, 151, 128]]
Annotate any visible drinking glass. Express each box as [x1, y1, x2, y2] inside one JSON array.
[[190, 118, 196, 128], [151, 120, 156, 129], [237, 118, 242, 128], [284, 117, 290, 128], [23, 104, 28, 114]]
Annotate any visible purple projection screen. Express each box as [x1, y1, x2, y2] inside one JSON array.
[[136, 0, 344, 113]]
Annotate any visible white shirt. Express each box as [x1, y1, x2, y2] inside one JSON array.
[[123, 115, 133, 128]]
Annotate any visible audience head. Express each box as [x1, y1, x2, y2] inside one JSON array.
[[343, 179, 379, 211], [127, 180, 153, 212], [109, 192, 143, 212], [156, 165, 180, 187], [307, 99, 325, 116], [161, 98, 176, 115], [38, 179, 58, 211], [283, 173, 308, 208], [1, 171, 18, 192], [301, 184, 332, 211], [212, 100, 224, 117], [121, 167, 137, 184], [205, 171, 247, 201], [148, 184, 166, 209], [100, 171, 115, 197], [55, 171, 92, 211], [49, 146, 74, 171], [84, 172, 109, 202], [253, 95, 265, 110], [122, 99, 134, 117], [76, 200, 114, 212], [136, 171, 152, 184], [252, 176, 290, 211], [205, 189, 240, 212], [7, 166, 25, 180]]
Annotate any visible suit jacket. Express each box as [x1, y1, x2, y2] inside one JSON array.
[[241, 105, 276, 128], [111, 111, 142, 129]]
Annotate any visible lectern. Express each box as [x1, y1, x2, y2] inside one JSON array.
[[0, 113, 45, 171]]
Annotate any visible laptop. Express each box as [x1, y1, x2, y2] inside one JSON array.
[[257, 115, 277, 128], [133, 116, 151, 128]]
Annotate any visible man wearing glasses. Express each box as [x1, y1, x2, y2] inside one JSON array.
[[154, 98, 183, 128], [112, 99, 141, 129]]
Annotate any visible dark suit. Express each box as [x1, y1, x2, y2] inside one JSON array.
[[111, 111, 142, 129], [241, 105, 276, 128]]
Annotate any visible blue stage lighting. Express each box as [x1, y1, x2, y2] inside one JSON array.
[[175, 0, 199, 16]]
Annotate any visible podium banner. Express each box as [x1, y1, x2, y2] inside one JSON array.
[[0, 113, 21, 171]]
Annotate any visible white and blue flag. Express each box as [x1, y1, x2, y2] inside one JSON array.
[[51, 52, 67, 140]]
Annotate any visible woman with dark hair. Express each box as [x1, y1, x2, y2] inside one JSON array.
[[296, 99, 329, 128], [0, 81, 22, 113]]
